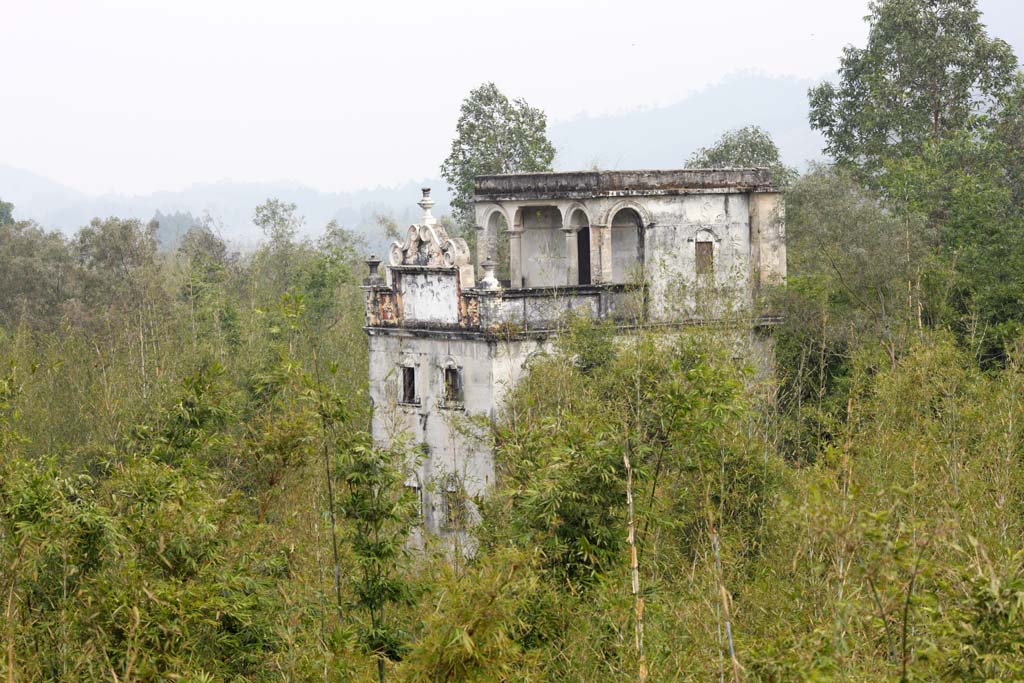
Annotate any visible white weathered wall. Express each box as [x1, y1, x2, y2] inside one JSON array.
[[398, 271, 461, 325], [480, 193, 768, 312], [367, 333, 542, 534]]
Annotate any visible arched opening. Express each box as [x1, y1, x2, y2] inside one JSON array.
[[611, 207, 644, 283], [569, 208, 591, 285], [485, 210, 510, 282], [520, 206, 565, 287]]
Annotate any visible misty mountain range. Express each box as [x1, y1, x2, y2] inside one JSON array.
[[1, 74, 824, 250]]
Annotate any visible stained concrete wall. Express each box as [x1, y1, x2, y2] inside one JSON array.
[[641, 193, 753, 320], [749, 192, 786, 290], [367, 331, 543, 535], [397, 270, 461, 325]]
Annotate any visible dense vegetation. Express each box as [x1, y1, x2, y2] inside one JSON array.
[[2, 1, 1024, 680]]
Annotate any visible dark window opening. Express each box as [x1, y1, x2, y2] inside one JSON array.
[[401, 366, 417, 404], [443, 367, 463, 405], [696, 241, 713, 278], [577, 227, 591, 285]]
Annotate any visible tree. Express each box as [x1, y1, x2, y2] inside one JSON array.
[[253, 198, 301, 245], [990, 73, 1024, 206], [253, 198, 303, 296], [686, 125, 797, 186], [809, 0, 1018, 179], [179, 224, 230, 272], [441, 82, 556, 229], [0, 220, 75, 329], [0, 199, 13, 226], [73, 217, 159, 314]]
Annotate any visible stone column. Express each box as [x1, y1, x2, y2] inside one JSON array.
[[562, 226, 578, 286], [508, 228, 523, 288], [474, 224, 486, 279], [591, 224, 612, 284]]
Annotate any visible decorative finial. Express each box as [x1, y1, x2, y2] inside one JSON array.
[[364, 254, 383, 285], [480, 257, 500, 289], [418, 188, 436, 226]]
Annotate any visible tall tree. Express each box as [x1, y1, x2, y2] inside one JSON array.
[[0, 199, 13, 226], [808, 0, 1017, 179], [441, 82, 555, 229], [685, 125, 797, 186], [253, 198, 302, 296]]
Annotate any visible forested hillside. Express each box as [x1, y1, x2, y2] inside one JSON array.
[[3, 1, 1024, 681]]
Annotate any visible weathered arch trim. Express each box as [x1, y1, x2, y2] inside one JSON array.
[[479, 203, 511, 231], [604, 199, 652, 227], [439, 354, 461, 370], [511, 205, 524, 230], [564, 202, 592, 228], [691, 226, 722, 243]]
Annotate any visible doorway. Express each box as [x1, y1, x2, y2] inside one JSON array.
[[577, 226, 591, 285]]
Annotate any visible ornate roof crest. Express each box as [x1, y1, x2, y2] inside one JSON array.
[[388, 188, 472, 271]]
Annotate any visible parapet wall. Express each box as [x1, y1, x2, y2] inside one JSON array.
[[475, 168, 776, 201], [363, 265, 645, 336]]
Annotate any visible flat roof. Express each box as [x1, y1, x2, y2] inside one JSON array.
[[474, 168, 776, 201]]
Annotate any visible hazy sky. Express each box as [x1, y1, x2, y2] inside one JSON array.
[[2, 0, 1021, 195]]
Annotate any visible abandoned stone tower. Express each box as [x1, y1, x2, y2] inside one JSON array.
[[363, 169, 785, 534]]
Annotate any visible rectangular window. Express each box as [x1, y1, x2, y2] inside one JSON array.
[[443, 367, 463, 405], [695, 241, 713, 278], [401, 366, 417, 404]]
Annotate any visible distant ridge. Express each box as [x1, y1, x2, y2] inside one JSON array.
[[0, 166, 450, 251], [1, 74, 824, 246], [549, 73, 823, 172]]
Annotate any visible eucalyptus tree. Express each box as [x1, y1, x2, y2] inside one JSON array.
[[809, 0, 1018, 180]]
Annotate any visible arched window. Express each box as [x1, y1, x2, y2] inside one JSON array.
[[404, 471, 423, 519], [400, 365, 417, 405], [441, 473, 467, 530], [693, 228, 719, 283], [569, 208, 591, 285], [439, 358, 464, 409], [485, 210, 510, 282]]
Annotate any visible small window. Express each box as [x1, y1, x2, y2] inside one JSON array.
[[442, 474, 467, 530], [695, 241, 713, 278], [401, 366, 417, 404], [443, 367, 463, 406], [404, 472, 423, 519]]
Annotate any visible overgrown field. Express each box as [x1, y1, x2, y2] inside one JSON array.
[[3, 1, 1024, 679]]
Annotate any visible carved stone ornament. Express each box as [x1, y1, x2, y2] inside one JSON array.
[[389, 188, 472, 269]]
